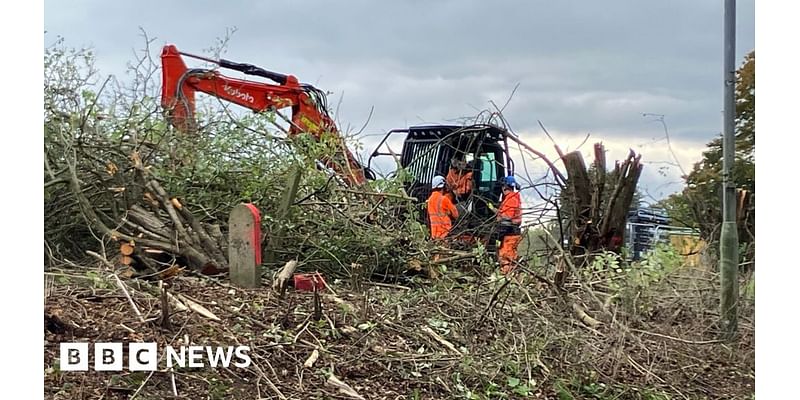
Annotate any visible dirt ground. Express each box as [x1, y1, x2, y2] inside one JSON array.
[[44, 263, 755, 399]]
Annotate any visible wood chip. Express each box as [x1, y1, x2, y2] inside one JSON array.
[[421, 326, 462, 355], [165, 291, 188, 312], [176, 293, 220, 321], [571, 302, 601, 328], [106, 162, 118, 176], [326, 374, 365, 400], [303, 349, 319, 368]]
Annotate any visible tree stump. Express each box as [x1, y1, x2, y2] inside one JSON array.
[[562, 145, 643, 260], [265, 165, 303, 265]]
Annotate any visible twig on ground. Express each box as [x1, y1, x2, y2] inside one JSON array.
[[87, 250, 146, 324], [631, 329, 725, 345]]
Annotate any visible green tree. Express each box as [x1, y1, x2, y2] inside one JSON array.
[[658, 50, 755, 257]]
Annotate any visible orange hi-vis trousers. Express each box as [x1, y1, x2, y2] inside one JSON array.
[[499, 234, 522, 274]]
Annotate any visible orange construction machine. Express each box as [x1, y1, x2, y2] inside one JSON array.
[[160, 44, 369, 186], [160, 44, 519, 250]]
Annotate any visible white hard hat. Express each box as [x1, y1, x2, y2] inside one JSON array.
[[431, 175, 446, 189]]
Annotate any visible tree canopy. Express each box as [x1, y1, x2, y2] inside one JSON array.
[[658, 50, 755, 257]]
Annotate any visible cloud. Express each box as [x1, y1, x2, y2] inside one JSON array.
[[508, 129, 707, 203], [44, 0, 754, 199]]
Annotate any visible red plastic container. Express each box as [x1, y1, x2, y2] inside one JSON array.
[[293, 273, 327, 292]]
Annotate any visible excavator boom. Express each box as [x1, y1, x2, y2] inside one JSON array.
[[160, 45, 367, 185]]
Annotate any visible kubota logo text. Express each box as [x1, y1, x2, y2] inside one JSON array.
[[223, 85, 255, 103]]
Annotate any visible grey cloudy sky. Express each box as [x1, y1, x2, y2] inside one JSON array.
[[44, 0, 755, 202]]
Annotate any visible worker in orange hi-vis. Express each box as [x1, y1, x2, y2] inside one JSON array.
[[427, 175, 460, 240], [445, 158, 473, 201], [496, 175, 523, 275], [427, 175, 460, 269]]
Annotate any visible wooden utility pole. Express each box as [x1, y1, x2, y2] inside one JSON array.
[[719, 0, 739, 340]]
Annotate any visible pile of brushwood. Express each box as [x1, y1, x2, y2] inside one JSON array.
[[45, 38, 431, 281], [44, 245, 755, 399], [44, 38, 644, 282]]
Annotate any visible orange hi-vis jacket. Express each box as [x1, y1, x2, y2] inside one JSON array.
[[427, 190, 459, 239], [498, 191, 522, 225], [446, 168, 474, 197]]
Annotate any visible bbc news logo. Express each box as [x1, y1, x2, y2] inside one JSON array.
[[59, 343, 251, 371]]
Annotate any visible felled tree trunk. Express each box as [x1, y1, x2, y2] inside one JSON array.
[[63, 147, 229, 274], [562, 144, 642, 261]]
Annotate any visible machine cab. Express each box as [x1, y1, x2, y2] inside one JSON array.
[[369, 124, 514, 240]]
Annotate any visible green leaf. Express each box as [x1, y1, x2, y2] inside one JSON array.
[[507, 377, 520, 388], [513, 384, 531, 396]]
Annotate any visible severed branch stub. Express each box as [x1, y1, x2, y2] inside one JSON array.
[[272, 260, 298, 297], [159, 280, 172, 329], [313, 277, 323, 321]]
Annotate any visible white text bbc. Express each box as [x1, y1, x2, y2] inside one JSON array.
[[59, 343, 252, 371]]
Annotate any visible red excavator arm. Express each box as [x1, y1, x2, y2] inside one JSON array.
[[160, 44, 367, 185]]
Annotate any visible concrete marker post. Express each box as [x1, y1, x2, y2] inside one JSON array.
[[229, 203, 262, 288]]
